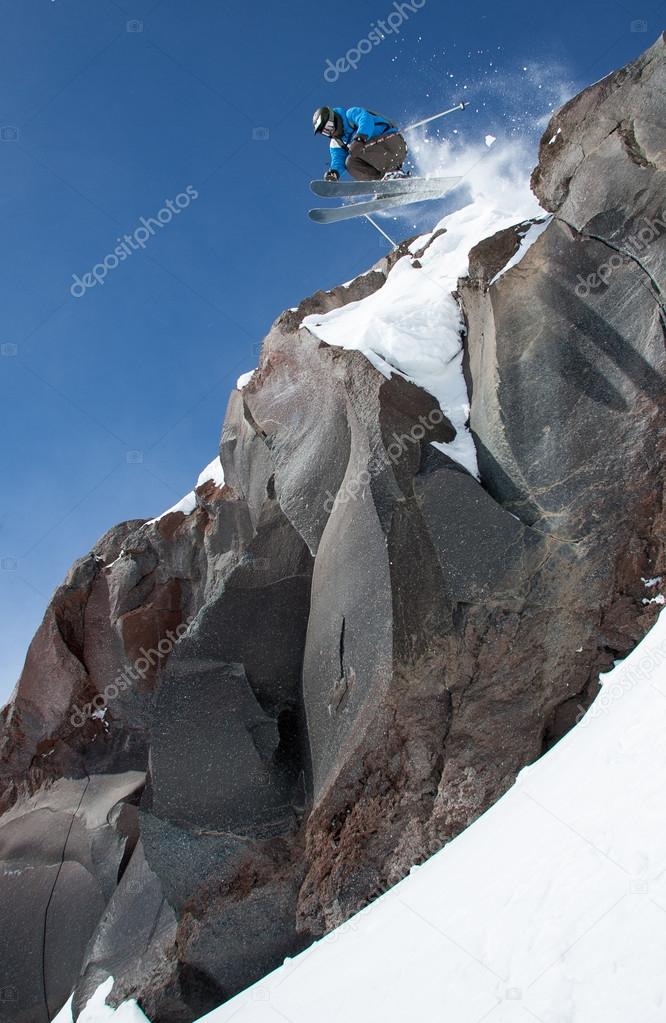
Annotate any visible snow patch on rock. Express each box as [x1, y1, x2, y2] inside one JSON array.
[[489, 216, 552, 284], [196, 456, 224, 489], [149, 457, 224, 523], [52, 978, 149, 1022], [151, 491, 198, 522]]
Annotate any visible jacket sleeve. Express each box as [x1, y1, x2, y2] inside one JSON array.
[[346, 107, 377, 139], [329, 138, 348, 175]]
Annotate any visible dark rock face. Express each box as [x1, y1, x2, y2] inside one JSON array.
[[461, 34, 665, 676], [0, 37, 664, 1023], [0, 772, 144, 1022]]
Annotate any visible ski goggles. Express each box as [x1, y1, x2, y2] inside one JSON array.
[[320, 119, 337, 137]]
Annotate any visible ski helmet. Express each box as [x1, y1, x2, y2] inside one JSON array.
[[312, 107, 341, 137]]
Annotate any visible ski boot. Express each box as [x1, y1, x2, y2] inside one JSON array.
[[382, 168, 410, 181]]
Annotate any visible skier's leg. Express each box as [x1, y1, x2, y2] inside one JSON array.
[[387, 132, 408, 170], [346, 134, 408, 180], [361, 134, 408, 176], [345, 149, 382, 181]]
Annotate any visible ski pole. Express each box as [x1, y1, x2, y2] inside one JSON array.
[[402, 102, 467, 133], [364, 214, 399, 249]]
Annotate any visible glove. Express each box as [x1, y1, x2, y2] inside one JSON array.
[[324, 170, 339, 181], [354, 134, 368, 144]]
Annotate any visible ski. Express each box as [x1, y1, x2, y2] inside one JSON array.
[[310, 175, 461, 198], [309, 187, 457, 225]]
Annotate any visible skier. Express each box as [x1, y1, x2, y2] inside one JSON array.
[[312, 106, 408, 182]]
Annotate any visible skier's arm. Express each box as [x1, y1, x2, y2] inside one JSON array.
[[346, 107, 376, 140], [328, 138, 348, 176]]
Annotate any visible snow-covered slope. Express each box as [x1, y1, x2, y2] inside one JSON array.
[[66, 610, 666, 1022]]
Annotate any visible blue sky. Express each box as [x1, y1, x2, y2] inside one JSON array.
[[0, 0, 662, 704]]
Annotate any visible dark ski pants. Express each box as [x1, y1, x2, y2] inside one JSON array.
[[345, 133, 408, 181]]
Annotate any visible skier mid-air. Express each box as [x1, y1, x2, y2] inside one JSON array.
[[312, 106, 408, 182], [309, 102, 466, 226]]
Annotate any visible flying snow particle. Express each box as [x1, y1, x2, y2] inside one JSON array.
[[485, 135, 497, 147]]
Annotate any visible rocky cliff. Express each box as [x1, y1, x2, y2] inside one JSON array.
[[0, 34, 664, 1023]]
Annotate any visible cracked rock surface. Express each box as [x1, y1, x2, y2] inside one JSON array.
[[0, 35, 664, 1023]]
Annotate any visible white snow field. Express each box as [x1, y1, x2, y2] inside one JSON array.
[[61, 609, 666, 1022]]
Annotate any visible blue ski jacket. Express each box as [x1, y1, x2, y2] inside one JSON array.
[[328, 107, 398, 176]]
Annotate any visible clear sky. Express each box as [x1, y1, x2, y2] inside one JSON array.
[[0, 0, 662, 704]]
